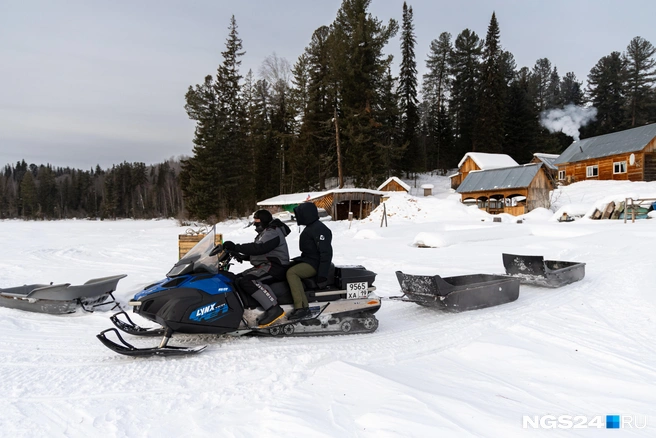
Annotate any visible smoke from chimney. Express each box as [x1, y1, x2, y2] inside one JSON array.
[[540, 104, 597, 141]]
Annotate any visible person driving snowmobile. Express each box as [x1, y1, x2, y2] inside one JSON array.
[[222, 209, 291, 327], [286, 202, 333, 320]]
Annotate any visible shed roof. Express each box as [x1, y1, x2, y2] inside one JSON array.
[[257, 188, 385, 206], [458, 152, 519, 170], [456, 164, 542, 193], [532, 153, 559, 170], [554, 123, 656, 164], [377, 176, 411, 192]]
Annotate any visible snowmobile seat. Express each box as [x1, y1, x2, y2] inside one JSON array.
[[301, 263, 336, 290]]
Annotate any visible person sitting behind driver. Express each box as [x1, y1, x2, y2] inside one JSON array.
[[222, 209, 290, 327], [286, 202, 333, 320]]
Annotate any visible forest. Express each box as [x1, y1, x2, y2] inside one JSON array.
[[2, 0, 655, 221]]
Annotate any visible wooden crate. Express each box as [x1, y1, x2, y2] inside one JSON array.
[[178, 233, 223, 259]]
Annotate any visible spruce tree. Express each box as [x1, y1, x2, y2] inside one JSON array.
[[329, 0, 398, 187], [422, 32, 453, 169], [624, 36, 656, 126], [449, 29, 483, 156], [473, 12, 507, 154], [560, 72, 584, 106], [587, 51, 627, 135], [398, 2, 420, 173]]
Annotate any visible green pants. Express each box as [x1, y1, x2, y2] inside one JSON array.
[[286, 262, 316, 309]]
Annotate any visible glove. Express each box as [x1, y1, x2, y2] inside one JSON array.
[[317, 276, 328, 289], [222, 241, 236, 251]]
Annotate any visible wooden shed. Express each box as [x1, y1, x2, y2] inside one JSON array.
[[554, 123, 656, 184], [450, 153, 519, 190], [456, 164, 553, 216], [377, 176, 410, 193], [310, 189, 384, 221], [257, 189, 384, 221]]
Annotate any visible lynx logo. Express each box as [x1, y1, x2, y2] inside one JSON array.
[[190, 302, 228, 322]]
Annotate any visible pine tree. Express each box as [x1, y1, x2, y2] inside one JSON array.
[[422, 32, 453, 169], [503, 67, 540, 162], [398, 2, 420, 172], [449, 29, 483, 156], [181, 16, 249, 220], [329, 0, 398, 187], [587, 51, 627, 135], [560, 72, 584, 106], [531, 58, 553, 113], [473, 12, 507, 154], [624, 36, 656, 126]]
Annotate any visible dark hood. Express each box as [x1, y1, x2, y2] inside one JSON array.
[[267, 218, 291, 236], [294, 202, 319, 226]]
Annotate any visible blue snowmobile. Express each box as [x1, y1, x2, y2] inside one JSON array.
[[97, 228, 381, 357]]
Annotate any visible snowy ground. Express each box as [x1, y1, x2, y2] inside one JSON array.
[[1, 178, 655, 437]]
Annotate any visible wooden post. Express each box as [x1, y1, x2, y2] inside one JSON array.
[[334, 106, 344, 189]]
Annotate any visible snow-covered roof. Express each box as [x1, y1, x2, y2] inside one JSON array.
[[377, 176, 411, 192], [257, 188, 385, 206], [420, 184, 434, 189], [458, 152, 519, 170], [257, 192, 324, 206], [532, 153, 560, 170]]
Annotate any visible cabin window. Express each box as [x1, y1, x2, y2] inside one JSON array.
[[613, 161, 627, 174], [558, 170, 565, 180], [586, 165, 598, 178]]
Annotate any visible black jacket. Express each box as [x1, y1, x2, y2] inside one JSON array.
[[293, 202, 333, 278], [234, 219, 291, 266]]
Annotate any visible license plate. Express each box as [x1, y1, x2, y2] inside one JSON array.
[[346, 282, 368, 299]]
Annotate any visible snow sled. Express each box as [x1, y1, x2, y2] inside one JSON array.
[[502, 253, 585, 288], [0, 274, 126, 314], [392, 271, 520, 312], [97, 229, 381, 357]]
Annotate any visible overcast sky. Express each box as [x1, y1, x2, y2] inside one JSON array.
[[1, 0, 654, 170]]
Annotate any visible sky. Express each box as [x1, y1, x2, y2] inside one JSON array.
[[1, 0, 655, 170], [1, 176, 655, 436]]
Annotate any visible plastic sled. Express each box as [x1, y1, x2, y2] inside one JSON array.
[[392, 271, 520, 312], [0, 274, 127, 314], [502, 253, 585, 288]]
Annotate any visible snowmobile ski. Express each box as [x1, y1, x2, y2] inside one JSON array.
[[96, 328, 206, 357], [110, 311, 167, 337]]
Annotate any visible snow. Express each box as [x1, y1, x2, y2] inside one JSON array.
[[2, 177, 656, 437], [457, 152, 519, 170]]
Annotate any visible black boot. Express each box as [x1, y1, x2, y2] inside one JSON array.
[[288, 307, 311, 321], [257, 305, 284, 327]]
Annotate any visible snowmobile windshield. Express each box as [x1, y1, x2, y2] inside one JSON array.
[[168, 229, 219, 277]]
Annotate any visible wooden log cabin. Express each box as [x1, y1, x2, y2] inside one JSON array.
[[554, 123, 656, 184], [377, 176, 410, 193], [456, 164, 553, 216], [450, 152, 519, 190]]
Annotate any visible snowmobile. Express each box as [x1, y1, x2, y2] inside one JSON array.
[[0, 275, 126, 315], [97, 228, 381, 357]]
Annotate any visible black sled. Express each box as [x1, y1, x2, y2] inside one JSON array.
[[97, 229, 381, 357], [392, 271, 520, 312], [0, 275, 126, 314], [502, 253, 586, 288]]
